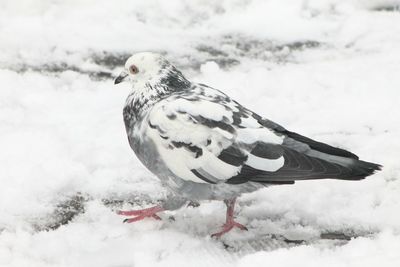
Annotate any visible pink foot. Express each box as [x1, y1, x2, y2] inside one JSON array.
[[211, 220, 248, 238], [211, 198, 248, 238], [117, 206, 164, 223]]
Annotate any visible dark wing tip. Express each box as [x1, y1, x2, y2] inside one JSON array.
[[283, 130, 360, 159], [352, 160, 383, 177]]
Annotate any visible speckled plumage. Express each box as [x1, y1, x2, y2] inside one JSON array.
[[116, 52, 381, 210]]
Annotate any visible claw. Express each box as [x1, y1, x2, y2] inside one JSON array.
[[211, 221, 248, 238], [151, 214, 162, 220], [118, 206, 164, 223]]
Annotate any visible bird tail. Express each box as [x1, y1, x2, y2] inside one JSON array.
[[337, 159, 382, 180]]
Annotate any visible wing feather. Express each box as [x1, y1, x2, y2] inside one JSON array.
[[145, 88, 284, 184]]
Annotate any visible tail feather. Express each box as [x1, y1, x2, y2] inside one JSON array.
[[343, 159, 382, 180]]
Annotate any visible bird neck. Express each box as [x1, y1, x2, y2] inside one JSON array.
[[124, 71, 191, 120]]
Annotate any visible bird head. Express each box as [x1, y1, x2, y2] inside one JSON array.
[[114, 52, 189, 92]]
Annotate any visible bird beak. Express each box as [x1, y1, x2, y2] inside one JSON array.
[[114, 71, 128, 85]]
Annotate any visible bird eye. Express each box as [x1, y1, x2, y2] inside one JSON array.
[[129, 65, 139, 74]]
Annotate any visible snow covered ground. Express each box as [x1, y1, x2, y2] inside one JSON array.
[[1, 0, 400, 266]]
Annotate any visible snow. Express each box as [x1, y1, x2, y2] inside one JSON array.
[[1, 0, 400, 266]]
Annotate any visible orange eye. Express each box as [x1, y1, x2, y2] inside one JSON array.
[[129, 65, 139, 74]]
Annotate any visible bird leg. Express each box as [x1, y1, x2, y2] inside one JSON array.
[[117, 206, 164, 223], [211, 198, 248, 238]]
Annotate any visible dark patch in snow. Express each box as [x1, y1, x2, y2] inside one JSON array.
[[372, 5, 400, 12], [193, 36, 322, 69], [320, 232, 353, 240], [196, 45, 229, 57], [9, 63, 113, 80], [222, 234, 302, 253], [320, 230, 375, 241], [187, 200, 200, 208], [222, 35, 321, 54], [102, 195, 161, 209], [90, 51, 131, 69], [221, 231, 369, 254], [37, 193, 88, 231], [213, 57, 241, 68], [275, 40, 321, 51]]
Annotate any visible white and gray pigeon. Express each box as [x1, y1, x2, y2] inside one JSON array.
[[114, 52, 381, 237]]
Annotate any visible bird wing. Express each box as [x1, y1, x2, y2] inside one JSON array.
[[145, 85, 381, 185], [144, 85, 285, 184]]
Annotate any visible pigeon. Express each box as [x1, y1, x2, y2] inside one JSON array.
[[114, 52, 381, 237]]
